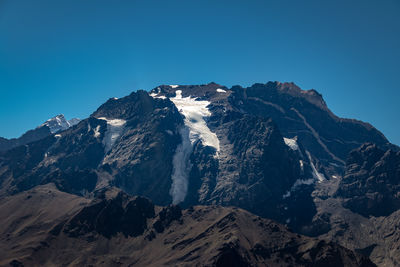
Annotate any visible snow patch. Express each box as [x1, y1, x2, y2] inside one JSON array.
[[68, 118, 80, 127], [54, 134, 61, 138], [282, 178, 315, 199], [97, 117, 126, 152], [283, 137, 299, 151], [170, 127, 193, 204], [306, 151, 326, 182], [170, 90, 220, 151], [170, 85, 179, 88], [150, 92, 166, 99], [293, 178, 315, 187], [282, 151, 326, 199], [299, 160, 304, 172], [216, 88, 227, 93], [94, 125, 101, 138]]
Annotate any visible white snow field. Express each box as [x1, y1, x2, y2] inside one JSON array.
[[170, 90, 220, 151]]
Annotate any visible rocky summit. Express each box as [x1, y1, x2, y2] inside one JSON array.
[[0, 82, 399, 266]]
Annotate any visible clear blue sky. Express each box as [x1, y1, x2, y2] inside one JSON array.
[[0, 0, 399, 145]]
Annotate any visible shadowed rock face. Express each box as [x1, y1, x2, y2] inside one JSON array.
[[0, 187, 375, 267], [0, 126, 51, 152], [0, 91, 184, 203], [187, 111, 315, 227], [92, 91, 184, 205], [335, 143, 400, 217], [61, 191, 155, 238], [228, 82, 392, 170], [0, 117, 105, 196], [153, 205, 182, 233]]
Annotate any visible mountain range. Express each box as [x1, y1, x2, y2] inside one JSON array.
[[0, 114, 80, 152], [0, 82, 399, 266]]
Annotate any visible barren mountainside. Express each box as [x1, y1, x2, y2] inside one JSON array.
[[0, 185, 375, 267]]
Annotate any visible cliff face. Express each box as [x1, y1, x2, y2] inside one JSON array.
[[336, 143, 400, 217]]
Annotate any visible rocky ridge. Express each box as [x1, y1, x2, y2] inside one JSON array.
[[0, 185, 375, 267]]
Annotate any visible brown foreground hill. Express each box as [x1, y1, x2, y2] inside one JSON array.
[[0, 184, 374, 267]]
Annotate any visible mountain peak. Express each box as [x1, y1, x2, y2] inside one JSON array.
[[273, 82, 328, 110], [42, 114, 80, 134]]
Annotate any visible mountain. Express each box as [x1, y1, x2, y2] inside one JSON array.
[[0, 114, 80, 152], [0, 82, 399, 266], [42, 114, 80, 134], [0, 185, 375, 267]]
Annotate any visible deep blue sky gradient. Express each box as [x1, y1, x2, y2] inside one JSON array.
[[0, 0, 399, 145]]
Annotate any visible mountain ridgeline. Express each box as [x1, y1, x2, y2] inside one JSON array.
[[0, 82, 399, 266]]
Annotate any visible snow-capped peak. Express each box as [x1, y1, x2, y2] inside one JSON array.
[[42, 114, 80, 134]]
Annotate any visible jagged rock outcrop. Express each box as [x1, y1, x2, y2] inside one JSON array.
[[335, 143, 400, 217]]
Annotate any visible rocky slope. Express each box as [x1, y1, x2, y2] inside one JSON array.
[[0, 185, 375, 267]]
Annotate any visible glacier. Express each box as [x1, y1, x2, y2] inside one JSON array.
[[153, 89, 220, 204]]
